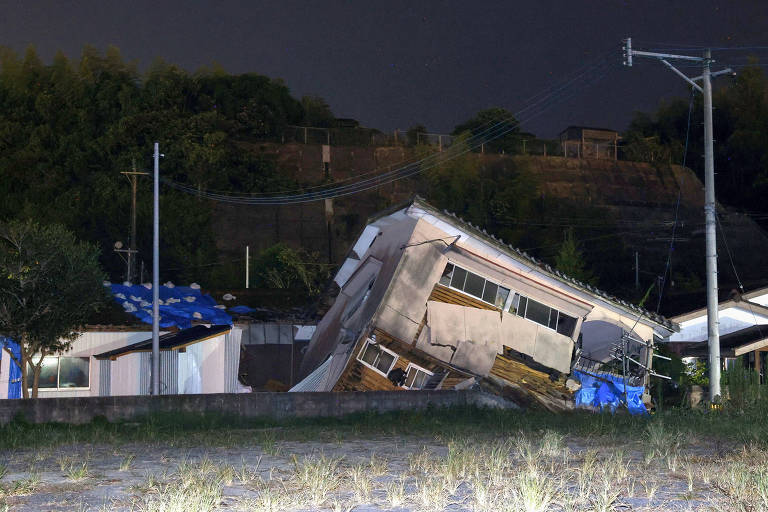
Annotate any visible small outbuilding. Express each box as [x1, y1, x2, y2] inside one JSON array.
[[559, 126, 620, 160]]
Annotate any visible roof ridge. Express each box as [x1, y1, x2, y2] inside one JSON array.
[[410, 196, 675, 330]]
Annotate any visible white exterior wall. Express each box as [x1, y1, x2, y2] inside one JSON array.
[[36, 331, 152, 399], [0, 347, 10, 399], [669, 307, 768, 342], [201, 334, 227, 394], [178, 342, 203, 394], [749, 293, 768, 307], [111, 352, 142, 396]]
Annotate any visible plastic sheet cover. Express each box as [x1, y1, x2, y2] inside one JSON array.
[[107, 283, 232, 329], [573, 369, 648, 415], [0, 337, 22, 399]]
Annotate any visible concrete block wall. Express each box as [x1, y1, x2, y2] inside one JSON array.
[[0, 390, 491, 425]]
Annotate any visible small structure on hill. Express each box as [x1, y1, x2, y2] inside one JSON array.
[[560, 126, 620, 160], [290, 197, 676, 411]]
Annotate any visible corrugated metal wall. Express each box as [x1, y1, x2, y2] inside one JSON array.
[[160, 351, 178, 395], [224, 329, 242, 393], [136, 351, 179, 395], [98, 359, 111, 396], [138, 353, 151, 395]]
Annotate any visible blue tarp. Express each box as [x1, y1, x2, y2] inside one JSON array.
[[573, 369, 648, 415], [107, 282, 232, 329], [228, 305, 257, 314], [0, 337, 22, 399]]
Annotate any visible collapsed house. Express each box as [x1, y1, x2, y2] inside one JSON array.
[[291, 197, 677, 410]]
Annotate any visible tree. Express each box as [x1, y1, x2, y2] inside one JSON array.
[[253, 243, 328, 295], [300, 95, 334, 127], [452, 107, 534, 154], [0, 220, 107, 398], [554, 228, 596, 285]]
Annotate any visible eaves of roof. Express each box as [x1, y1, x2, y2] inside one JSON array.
[[671, 298, 768, 324], [93, 324, 231, 360]]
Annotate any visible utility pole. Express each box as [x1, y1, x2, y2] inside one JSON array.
[[120, 160, 149, 283], [152, 143, 161, 396], [635, 251, 639, 290], [245, 246, 250, 289], [623, 38, 733, 403]]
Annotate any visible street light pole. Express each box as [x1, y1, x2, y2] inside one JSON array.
[[152, 143, 160, 396]]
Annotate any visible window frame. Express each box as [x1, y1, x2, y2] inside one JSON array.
[[402, 363, 434, 390], [356, 339, 399, 377], [509, 293, 578, 338], [439, 262, 510, 309], [26, 355, 91, 391]]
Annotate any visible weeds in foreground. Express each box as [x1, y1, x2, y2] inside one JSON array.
[[0, 472, 40, 497], [348, 464, 372, 503], [65, 461, 90, 481], [119, 454, 135, 471], [385, 476, 406, 508], [0, 464, 6, 480], [293, 453, 342, 506], [245, 478, 295, 512], [512, 468, 557, 512], [236, 456, 261, 485], [414, 476, 447, 511]]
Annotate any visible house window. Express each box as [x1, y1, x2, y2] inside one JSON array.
[[510, 293, 578, 337], [26, 356, 90, 390], [403, 363, 433, 390], [357, 339, 398, 376], [439, 263, 510, 308]]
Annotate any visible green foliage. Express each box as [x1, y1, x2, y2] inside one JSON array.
[[300, 95, 334, 127], [623, 64, 768, 213], [684, 360, 709, 386], [452, 107, 535, 154], [554, 228, 596, 285], [0, 45, 308, 286], [253, 244, 328, 295], [0, 219, 107, 398], [721, 363, 764, 412]]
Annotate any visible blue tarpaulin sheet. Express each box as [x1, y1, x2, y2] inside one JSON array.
[[573, 369, 648, 415], [229, 305, 257, 314], [107, 283, 232, 329], [0, 337, 22, 399]]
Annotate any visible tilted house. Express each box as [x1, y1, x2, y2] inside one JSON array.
[[291, 198, 676, 408]]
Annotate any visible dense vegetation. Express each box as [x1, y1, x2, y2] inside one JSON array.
[[2, 45, 765, 311], [0, 45, 307, 287], [622, 64, 768, 217]]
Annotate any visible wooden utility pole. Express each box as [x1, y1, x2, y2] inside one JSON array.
[[120, 161, 149, 283]]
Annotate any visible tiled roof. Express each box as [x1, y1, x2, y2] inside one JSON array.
[[412, 196, 677, 332]]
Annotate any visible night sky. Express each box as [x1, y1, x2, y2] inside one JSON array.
[[3, 1, 767, 137]]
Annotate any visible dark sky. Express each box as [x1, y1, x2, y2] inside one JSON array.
[[3, 1, 767, 137]]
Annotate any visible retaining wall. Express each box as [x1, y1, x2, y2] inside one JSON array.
[[0, 390, 497, 425]]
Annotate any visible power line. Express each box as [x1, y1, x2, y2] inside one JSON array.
[[162, 55, 618, 204]]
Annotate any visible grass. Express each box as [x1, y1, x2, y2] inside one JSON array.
[[4, 401, 768, 453], [5, 399, 768, 510], [119, 454, 135, 471]]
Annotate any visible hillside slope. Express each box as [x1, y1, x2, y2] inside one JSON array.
[[212, 144, 768, 316]]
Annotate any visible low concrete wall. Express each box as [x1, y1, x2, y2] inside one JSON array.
[[0, 390, 487, 425]]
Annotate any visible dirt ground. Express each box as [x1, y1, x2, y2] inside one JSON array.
[[0, 422, 759, 512]]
